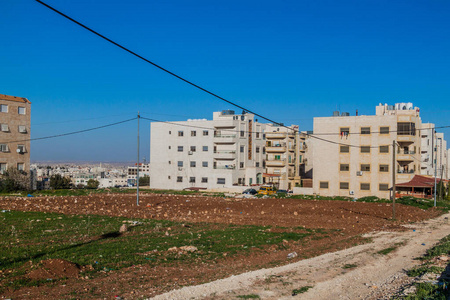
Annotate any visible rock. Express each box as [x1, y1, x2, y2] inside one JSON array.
[[438, 255, 449, 261], [179, 246, 198, 252], [287, 252, 298, 259], [119, 224, 128, 233]]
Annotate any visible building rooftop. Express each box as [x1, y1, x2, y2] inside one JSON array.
[[0, 93, 31, 104]]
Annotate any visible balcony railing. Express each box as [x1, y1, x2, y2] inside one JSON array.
[[214, 150, 236, 154], [213, 165, 236, 170], [397, 169, 415, 174], [214, 134, 236, 138]]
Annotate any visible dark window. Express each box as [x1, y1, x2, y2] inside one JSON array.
[[380, 127, 390, 134], [360, 146, 370, 153], [189, 177, 195, 183], [256, 147, 260, 153], [379, 164, 389, 172], [397, 122, 416, 136], [177, 161, 183, 167], [177, 176, 183, 182], [380, 145, 389, 153], [361, 127, 370, 135], [256, 162, 260, 167], [319, 181, 329, 189], [178, 131, 184, 137], [203, 146, 208, 151], [203, 130, 208, 136], [202, 177, 208, 183], [202, 161, 208, 167], [178, 146, 183, 152], [240, 130, 245, 137], [360, 183, 370, 190], [379, 184, 389, 191], [340, 182, 349, 190], [190, 161, 196, 167], [361, 164, 370, 172], [217, 178, 225, 184], [191, 131, 196, 136], [340, 146, 349, 153], [340, 164, 349, 171], [190, 146, 196, 152], [240, 146, 244, 153], [240, 162, 244, 168]]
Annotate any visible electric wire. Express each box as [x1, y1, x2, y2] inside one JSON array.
[[0, 117, 137, 144], [32, 113, 137, 126], [34, 0, 292, 131]]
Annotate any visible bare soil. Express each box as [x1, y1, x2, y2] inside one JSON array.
[[0, 193, 443, 299]]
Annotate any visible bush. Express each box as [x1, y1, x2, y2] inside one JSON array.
[[86, 179, 100, 189], [49, 174, 71, 189]]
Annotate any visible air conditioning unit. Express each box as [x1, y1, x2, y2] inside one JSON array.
[[349, 190, 354, 195], [1, 124, 9, 132], [356, 171, 363, 176], [178, 167, 183, 171], [16, 148, 23, 154], [19, 126, 27, 133], [188, 151, 193, 155]]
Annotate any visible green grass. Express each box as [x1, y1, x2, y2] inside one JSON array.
[[377, 247, 397, 255], [407, 265, 444, 277], [236, 295, 260, 299], [342, 263, 357, 269], [292, 286, 313, 295], [0, 210, 327, 292]]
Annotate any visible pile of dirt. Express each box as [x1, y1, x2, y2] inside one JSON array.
[[27, 259, 81, 280]]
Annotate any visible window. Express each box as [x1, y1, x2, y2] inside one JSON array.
[[256, 132, 260, 138], [256, 162, 260, 167], [340, 164, 349, 171], [240, 146, 244, 153], [1, 124, 9, 132], [168, 161, 171, 164], [319, 181, 329, 189], [178, 131, 184, 137], [379, 164, 389, 172], [202, 146, 208, 151], [360, 146, 370, 153], [202, 177, 208, 183], [190, 146, 196, 152], [178, 146, 183, 152], [256, 147, 260, 153], [275, 155, 281, 160], [379, 184, 389, 191], [240, 162, 244, 168], [217, 178, 225, 184], [397, 122, 416, 136], [17, 145, 26, 153], [0, 163, 6, 173], [190, 161, 196, 167], [380, 127, 390, 134], [240, 130, 245, 137], [202, 161, 208, 167], [17, 163, 24, 171], [361, 164, 370, 172], [361, 127, 370, 135], [168, 146, 171, 150], [360, 183, 370, 190], [0, 105, 7, 113], [380, 145, 389, 153], [0, 144, 8, 152], [340, 146, 349, 153], [340, 127, 349, 137], [191, 131, 196, 136], [169, 131, 171, 134], [189, 177, 195, 183], [177, 176, 183, 182], [203, 130, 208, 136], [262, 147, 266, 154], [177, 161, 183, 167], [340, 182, 349, 190], [18, 107, 26, 115]]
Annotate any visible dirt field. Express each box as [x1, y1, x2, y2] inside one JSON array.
[[0, 193, 443, 299]]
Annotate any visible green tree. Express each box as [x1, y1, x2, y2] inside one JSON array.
[[86, 179, 100, 189], [49, 174, 71, 189], [0, 168, 29, 192], [139, 175, 150, 186]]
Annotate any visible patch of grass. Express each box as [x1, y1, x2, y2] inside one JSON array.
[[342, 263, 357, 269], [0, 210, 329, 291], [236, 294, 260, 299], [377, 247, 396, 255], [407, 265, 444, 277], [292, 286, 313, 295], [423, 235, 450, 259]]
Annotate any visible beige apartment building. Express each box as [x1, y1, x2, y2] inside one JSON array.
[[313, 103, 422, 199], [0, 94, 31, 174], [264, 124, 304, 190], [420, 123, 449, 180]]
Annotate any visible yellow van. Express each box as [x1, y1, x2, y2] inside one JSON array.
[[258, 186, 277, 195]]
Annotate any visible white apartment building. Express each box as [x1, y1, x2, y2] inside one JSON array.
[[420, 123, 449, 179], [313, 103, 422, 199], [150, 110, 266, 191], [127, 163, 150, 185]]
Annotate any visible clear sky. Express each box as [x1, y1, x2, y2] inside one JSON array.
[[1, 0, 449, 162]]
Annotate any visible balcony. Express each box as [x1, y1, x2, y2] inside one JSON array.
[[214, 150, 236, 159], [288, 159, 296, 165], [213, 165, 236, 170], [396, 154, 414, 162], [397, 135, 415, 143], [397, 169, 415, 174], [266, 160, 286, 167], [266, 132, 287, 139], [214, 134, 237, 143], [266, 146, 286, 153]]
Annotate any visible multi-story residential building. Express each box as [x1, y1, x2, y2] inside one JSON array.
[[127, 163, 150, 185], [0, 94, 31, 175], [150, 110, 266, 190], [264, 124, 301, 190], [312, 103, 422, 199], [420, 123, 448, 180]]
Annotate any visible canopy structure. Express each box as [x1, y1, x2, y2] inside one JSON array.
[[395, 175, 447, 199]]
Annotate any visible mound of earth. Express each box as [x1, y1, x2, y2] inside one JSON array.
[[28, 259, 81, 280]]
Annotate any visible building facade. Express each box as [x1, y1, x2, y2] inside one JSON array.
[[150, 110, 266, 190], [420, 123, 449, 180], [313, 103, 422, 199], [0, 94, 31, 175]]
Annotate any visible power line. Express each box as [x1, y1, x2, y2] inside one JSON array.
[[32, 113, 136, 126], [0, 117, 137, 144], [35, 0, 292, 131]]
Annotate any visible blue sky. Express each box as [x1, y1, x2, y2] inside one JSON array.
[[1, 0, 449, 162]]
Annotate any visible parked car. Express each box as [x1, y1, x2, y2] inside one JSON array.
[[242, 188, 258, 195], [258, 186, 277, 195]]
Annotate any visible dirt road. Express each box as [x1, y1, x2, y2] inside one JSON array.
[[152, 212, 450, 300]]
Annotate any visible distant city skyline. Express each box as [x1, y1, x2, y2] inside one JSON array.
[[2, 0, 449, 161]]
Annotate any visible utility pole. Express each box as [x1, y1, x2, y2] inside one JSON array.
[[392, 140, 396, 220], [137, 112, 140, 206]]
